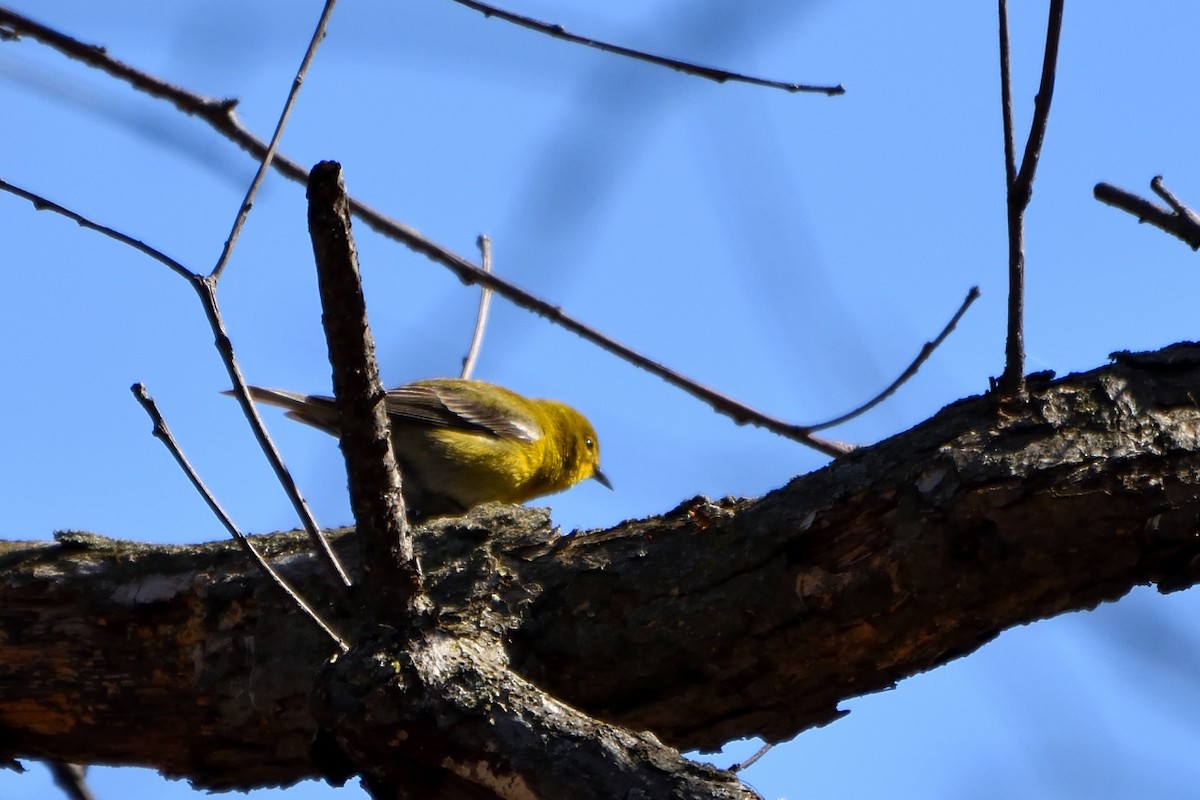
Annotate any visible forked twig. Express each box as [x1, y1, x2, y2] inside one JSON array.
[[997, 0, 1065, 398], [1094, 176, 1200, 251], [132, 384, 348, 650], [460, 234, 494, 380], [806, 287, 980, 432], [448, 0, 844, 95]]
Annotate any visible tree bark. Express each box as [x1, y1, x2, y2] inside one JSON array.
[[2, 343, 1200, 794]]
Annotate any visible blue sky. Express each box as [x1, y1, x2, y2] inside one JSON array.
[[3, 1, 1200, 798]]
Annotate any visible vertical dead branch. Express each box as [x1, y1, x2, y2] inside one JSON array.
[[306, 161, 424, 620]]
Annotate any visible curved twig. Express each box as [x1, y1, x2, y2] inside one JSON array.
[[448, 0, 843, 95], [0, 178, 192, 279], [806, 287, 980, 432], [460, 234, 494, 380]]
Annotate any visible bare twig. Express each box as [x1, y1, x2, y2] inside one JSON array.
[[0, 7, 851, 458], [0, 178, 192, 280], [448, 0, 843, 95], [728, 742, 774, 773], [1015, 2, 1064, 201], [806, 287, 980, 432], [307, 161, 423, 618], [197, 279, 354, 588], [1094, 177, 1200, 251], [46, 762, 94, 800], [997, 0, 1065, 398], [131, 384, 348, 651], [460, 234, 494, 380], [209, 0, 338, 280], [998, 1, 1017, 190], [0, 178, 353, 589], [1152, 174, 1189, 210]]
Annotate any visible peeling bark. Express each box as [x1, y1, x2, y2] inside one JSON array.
[[2, 343, 1200, 794]]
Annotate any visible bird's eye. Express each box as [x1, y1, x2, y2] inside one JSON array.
[[585, 437, 595, 450]]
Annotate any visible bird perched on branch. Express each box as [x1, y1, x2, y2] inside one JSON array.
[[235, 378, 611, 519]]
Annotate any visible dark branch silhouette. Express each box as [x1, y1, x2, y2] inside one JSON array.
[[1094, 176, 1200, 251], [805, 287, 979, 432], [448, 0, 844, 95], [306, 162, 423, 618], [210, 0, 339, 280], [997, 0, 1065, 397]]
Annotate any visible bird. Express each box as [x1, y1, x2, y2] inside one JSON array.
[[235, 378, 611, 519]]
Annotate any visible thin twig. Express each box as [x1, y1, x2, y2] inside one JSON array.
[[1093, 177, 1200, 251], [461, 234, 494, 380], [998, 0, 1017, 190], [211, 0, 354, 585], [1014, 0, 1064, 201], [0, 178, 192, 280], [1151, 175, 1188, 211], [0, 178, 354, 589], [0, 8, 851, 458], [728, 742, 774, 773], [131, 384, 348, 651], [46, 762, 94, 800], [209, 0, 338, 280], [997, 0, 1065, 398], [806, 287, 980, 432], [197, 279, 355, 588], [448, 0, 843, 95], [998, 0, 1024, 397]]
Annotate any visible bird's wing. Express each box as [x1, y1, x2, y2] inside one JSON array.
[[385, 383, 541, 442]]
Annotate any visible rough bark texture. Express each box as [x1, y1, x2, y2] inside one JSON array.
[[3, 343, 1200, 793], [313, 631, 760, 800]]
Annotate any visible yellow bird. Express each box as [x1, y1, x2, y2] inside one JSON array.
[[239, 378, 610, 519]]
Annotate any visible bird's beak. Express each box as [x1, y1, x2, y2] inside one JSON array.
[[592, 467, 613, 491]]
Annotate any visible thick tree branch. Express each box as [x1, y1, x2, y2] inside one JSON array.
[[3, 343, 1200, 792], [314, 632, 759, 799]]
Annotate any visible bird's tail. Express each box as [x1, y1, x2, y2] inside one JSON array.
[[222, 386, 341, 435]]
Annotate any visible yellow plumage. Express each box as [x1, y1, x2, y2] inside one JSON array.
[[238, 378, 610, 519]]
